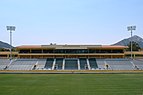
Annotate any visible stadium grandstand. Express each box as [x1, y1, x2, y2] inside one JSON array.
[[0, 44, 143, 71]]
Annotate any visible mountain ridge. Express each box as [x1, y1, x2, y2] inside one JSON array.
[[0, 35, 143, 49], [0, 41, 13, 49], [113, 35, 143, 48]]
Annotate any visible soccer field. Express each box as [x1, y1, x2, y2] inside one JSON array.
[[0, 74, 143, 95]]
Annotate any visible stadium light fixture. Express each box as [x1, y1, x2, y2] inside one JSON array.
[[127, 26, 136, 59], [6, 26, 16, 61]]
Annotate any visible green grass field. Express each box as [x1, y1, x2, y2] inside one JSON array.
[[0, 74, 143, 95]]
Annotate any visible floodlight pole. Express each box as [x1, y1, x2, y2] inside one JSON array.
[[131, 29, 133, 59], [127, 26, 136, 59], [6, 26, 15, 60], [10, 30, 12, 60]]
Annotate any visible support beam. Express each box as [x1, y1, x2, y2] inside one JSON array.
[[52, 59, 56, 70]]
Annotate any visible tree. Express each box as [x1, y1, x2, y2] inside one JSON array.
[[127, 41, 141, 51]]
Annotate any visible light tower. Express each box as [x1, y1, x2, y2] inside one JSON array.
[[127, 26, 136, 59], [6, 26, 16, 60]]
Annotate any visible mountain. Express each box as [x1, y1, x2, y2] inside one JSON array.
[[114, 35, 143, 48], [0, 41, 13, 49]]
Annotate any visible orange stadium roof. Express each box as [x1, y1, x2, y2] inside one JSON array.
[[16, 45, 42, 49], [16, 45, 128, 49]]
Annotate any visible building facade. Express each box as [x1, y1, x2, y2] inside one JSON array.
[[14, 45, 127, 59], [1, 44, 143, 59]]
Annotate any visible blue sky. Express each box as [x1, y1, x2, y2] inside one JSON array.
[[0, 0, 143, 46]]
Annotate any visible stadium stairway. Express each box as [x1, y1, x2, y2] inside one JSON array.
[[62, 59, 65, 70], [52, 59, 56, 70], [77, 59, 80, 70], [86, 59, 91, 70]]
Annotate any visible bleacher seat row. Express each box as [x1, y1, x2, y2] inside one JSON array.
[[0, 58, 143, 70]]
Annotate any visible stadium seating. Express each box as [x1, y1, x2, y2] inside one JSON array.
[[96, 59, 106, 70], [44, 58, 54, 70], [79, 58, 88, 70], [88, 58, 98, 70], [7, 59, 37, 70], [132, 59, 143, 70], [65, 59, 78, 70], [0, 59, 10, 70], [1, 58, 143, 71], [54, 58, 63, 70], [105, 59, 134, 70], [35, 59, 47, 70]]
